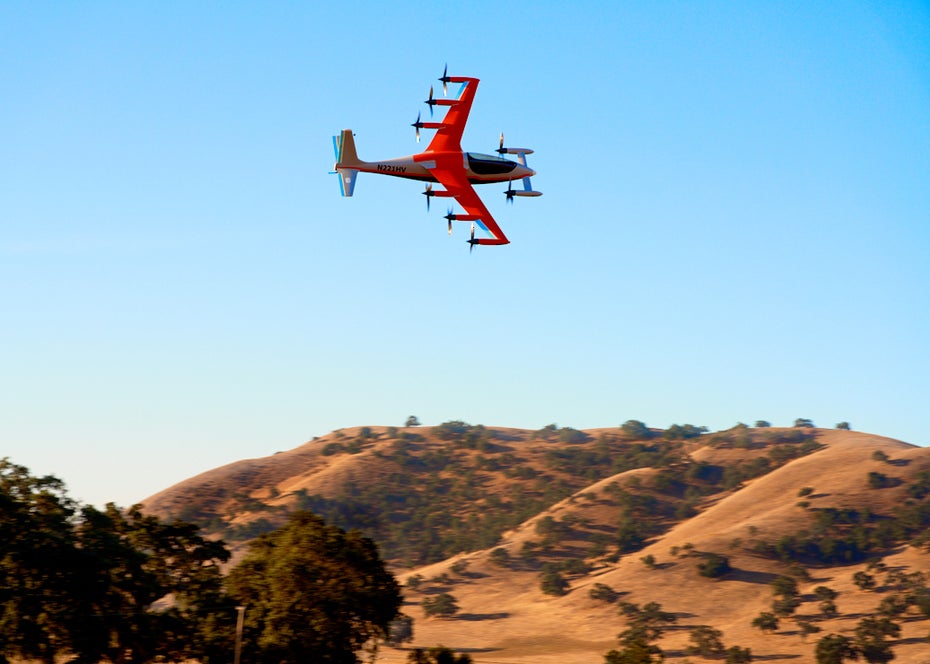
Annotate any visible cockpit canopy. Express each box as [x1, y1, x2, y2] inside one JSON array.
[[466, 152, 518, 175]]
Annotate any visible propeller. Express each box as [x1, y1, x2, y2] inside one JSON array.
[[468, 223, 477, 253], [496, 132, 505, 155], [444, 207, 456, 235], [412, 112, 421, 142], [439, 64, 450, 96], [423, 183, 433, 211], [504, 181, 516, 204], [426, 86, 436, 117]]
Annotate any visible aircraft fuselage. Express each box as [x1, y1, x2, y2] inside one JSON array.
[[354, 151, 535, 185]]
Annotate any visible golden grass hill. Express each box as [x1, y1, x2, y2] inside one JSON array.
[[143, 422, 930, 663]]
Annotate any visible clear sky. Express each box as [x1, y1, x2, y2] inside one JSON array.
[[3, 2, 929, 508]]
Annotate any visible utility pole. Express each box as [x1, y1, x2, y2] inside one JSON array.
[[234, 605, 246, 664]]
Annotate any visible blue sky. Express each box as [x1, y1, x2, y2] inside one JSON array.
[[2, 2, 929, 507]]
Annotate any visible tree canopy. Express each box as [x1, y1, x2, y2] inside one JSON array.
[[225, 510, 402, 664], [0, 458, 230, 664], [1, 460, 402, 664]]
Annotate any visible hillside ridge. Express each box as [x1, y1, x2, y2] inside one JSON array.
[[142, 424, 930, 663]]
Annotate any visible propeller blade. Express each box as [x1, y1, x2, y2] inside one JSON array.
[[423, 183, 432, 211], [505, 181, 515, 204], [468, 224, 477, 253], [498, 132, 505, 154], [441, 64, 448, 96], [448, 218, 453, 235], [412, 111, 421, 142], [428, 86, 434, 117]]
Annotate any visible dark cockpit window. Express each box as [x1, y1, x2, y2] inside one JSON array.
[[466, 152, 518, 175]]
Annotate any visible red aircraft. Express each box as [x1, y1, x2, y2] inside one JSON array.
[[332, 67, 541, 248]]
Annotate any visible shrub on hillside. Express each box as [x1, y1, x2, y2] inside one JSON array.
[[421, 593, 459, 618], [686, 625, 725, 657], [539, 567, 569, 596], [697, 552, 731, 578], [589, 583, 619, 603]]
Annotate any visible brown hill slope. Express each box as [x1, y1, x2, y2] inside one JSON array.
[[143, 425, 930, 663]]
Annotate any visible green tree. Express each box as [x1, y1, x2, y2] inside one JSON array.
[[488, 547, 511, 567], [421, 593, 460, 619], [726, 645, 753, 663], [868, 471, 894, 489], [853, 571, 876, 591], [589, 583, 619, 603], [540, 566, 569, 596], [698, 552, 731, 578], [819, 599, 839, 619], [620, 420, 652, 439], [687, 625, 725, 656], [751, 612, 779, 634], [225, 510, 402, 664], [771, 575, 799, 598], [772, 596, 802, 617], [797, 619, 822, 641], [854, 617, 899, 664], [0, 459, 78, 664], [407, 646, 472, 664], [794, 418, 815, 428], [617, 602, 677, 644], [755, 420, 771, 428], [815, 634, 858, 664], [836, 422, 851, 430], [405, 415, 421, 427], [604, 640, 663, 664], [72, 504, 231, 664], [0, 460, 232, 664]]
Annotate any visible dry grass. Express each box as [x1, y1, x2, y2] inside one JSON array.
[[143, 427, 930, 663]]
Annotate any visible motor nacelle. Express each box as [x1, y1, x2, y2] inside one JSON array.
[[508, 190, 542, 197], [497, 147, 535, 155]]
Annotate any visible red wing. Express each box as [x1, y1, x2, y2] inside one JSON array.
[[425, 77, 479, 153], [425, 163, 509, 245]]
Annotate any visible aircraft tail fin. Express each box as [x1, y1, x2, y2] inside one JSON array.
[[332, 129, 362, 197]]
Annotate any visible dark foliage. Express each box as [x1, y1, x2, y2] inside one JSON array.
[[225, 510, 401, 664], [0, 459, 231, 664], [697, 552, 731, 578]]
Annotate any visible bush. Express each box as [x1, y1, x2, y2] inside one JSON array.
[[698, 552, 731, 578], [489, 547, 511, 567], [589, 582, 619, 603], [815, 634, 856, 664], [868, 471, 896, 489], [620, 420, 652, 439], [751, 612, 779, 633], [687, 625, 725, 657], [421, 592, 459, 618], [725, 646, 753, 663], [770, 575, 799, 598], [853, 571, 876, 591], [540, 568, 569, 596]]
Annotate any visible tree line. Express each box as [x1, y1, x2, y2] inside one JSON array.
[[0, 458, 401, 664]]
